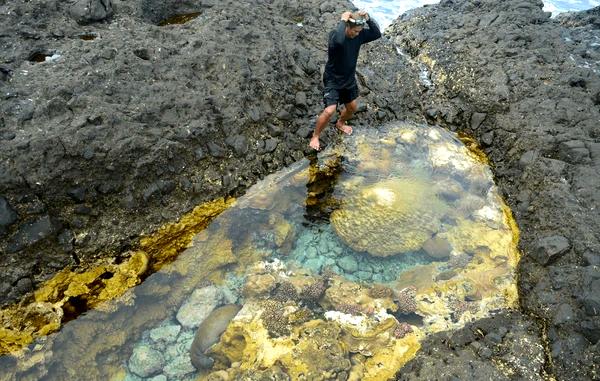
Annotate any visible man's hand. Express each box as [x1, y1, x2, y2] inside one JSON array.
[[357, 10, 369, 21], [341, 11, 352, 22]]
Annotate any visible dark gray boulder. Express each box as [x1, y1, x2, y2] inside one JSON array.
[[70, 0, 114, 24]]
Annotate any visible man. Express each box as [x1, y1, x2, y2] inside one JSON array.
[[309, 10, 381, 151]]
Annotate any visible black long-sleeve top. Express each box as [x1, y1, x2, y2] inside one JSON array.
[[323, 19, 381, 89]]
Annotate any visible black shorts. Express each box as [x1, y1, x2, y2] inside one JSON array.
[[323, 85, 359, 107]]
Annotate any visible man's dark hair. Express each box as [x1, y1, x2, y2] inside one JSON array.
[[347, 12, 366, 27]]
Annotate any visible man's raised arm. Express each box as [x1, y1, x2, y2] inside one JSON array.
[[331, 11, 353, 45], [331, 20, 347, 46], [363, 18, 381, 43]]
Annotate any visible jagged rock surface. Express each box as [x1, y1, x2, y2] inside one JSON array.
[[0, 0, 419, 305], [387, 1, 600, 379], [1, 0, 599, 379]]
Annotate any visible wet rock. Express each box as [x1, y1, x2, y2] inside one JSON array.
[[582, 250, 600, 267], [70, 0, 114, 25], [578, 319, 600, 344], [74, 205, 92, 215], [149, 324, 181, 344], [518, 150, 539, 169], [225, 135, 249, 156], [296, 126, 312, 138], [553, 303, 575, 325], [57, 229, 74, 252], [337, 256, 358, 273], [422, 236, 452, 259], [128, 344, 164, 378], [268, 123, 283, 137], [15, 278, 33, 294], [0, 196, 18, 228], [470, 112, 486, 129], [190, 304, 241, 369], [67, 187, 86, 203], [194, 147, 206, 160], [481, 131, 494, 146], [207, 142, 227, 158], [531, 235, 571, 265], [276, 109, 292, 121], [176, 286, 222, 328], [295, 91, 307, 107], [163, 355, 195, 379], [263, 138, 279, 153], [0, 131, 16, 141], [7, 215, 60, 253], [557, 140, 591, 164], [581, 269, 600, 316]]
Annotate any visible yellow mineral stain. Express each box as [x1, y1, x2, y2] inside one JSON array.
[[362, 333, 421, 381], [501, 200, 521, 266], [420, 52, 448, 84], [158, 12, 201, 26], [0, 328, 33, 354], [209, 298, 422, 381], [140, 197, 234, 271], [457, 131, 490, 165]]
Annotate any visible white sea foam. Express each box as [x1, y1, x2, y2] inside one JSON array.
[[352, 0, 599, 29]]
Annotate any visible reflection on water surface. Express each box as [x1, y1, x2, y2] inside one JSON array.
[[1, 122, 519, 380]]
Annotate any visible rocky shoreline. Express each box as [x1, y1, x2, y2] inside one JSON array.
[[0, 0, 417, 306], [386, 1, 600, 379], [1, 0, 598, 379]]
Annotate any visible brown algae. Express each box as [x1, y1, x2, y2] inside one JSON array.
[[158, 12, 201, 26]]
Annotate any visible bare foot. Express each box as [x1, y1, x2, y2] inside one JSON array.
[[335, 121, 353, 135], [309, 135, 320, 150]]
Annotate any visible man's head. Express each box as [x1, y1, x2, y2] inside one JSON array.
[[345, 12, 366, 39]]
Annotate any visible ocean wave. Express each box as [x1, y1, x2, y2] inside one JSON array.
[[352, 0, 599, 29]]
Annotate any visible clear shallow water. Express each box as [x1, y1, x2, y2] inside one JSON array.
[[1, 122, 519, 380], [353, 0, 600, 29]]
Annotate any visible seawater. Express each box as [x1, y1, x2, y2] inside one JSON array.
[[1, 121, 520, 380], [353, 0, 600, 29]]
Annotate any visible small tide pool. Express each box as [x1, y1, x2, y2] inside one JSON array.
[[1, 121, 519, 381]]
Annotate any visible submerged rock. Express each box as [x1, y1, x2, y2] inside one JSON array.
[[421, 236, 453, 259], [189, 304, 241, 369], [331, 178, 448, 257], [128, 344, 164, 378], [176, 285, 223, 328]]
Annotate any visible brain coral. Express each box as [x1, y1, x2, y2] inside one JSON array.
[[331, 178, 448, 257]]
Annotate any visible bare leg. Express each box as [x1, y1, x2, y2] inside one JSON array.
[[309, 104, 337, 151], [335, 100, 357, 135]]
